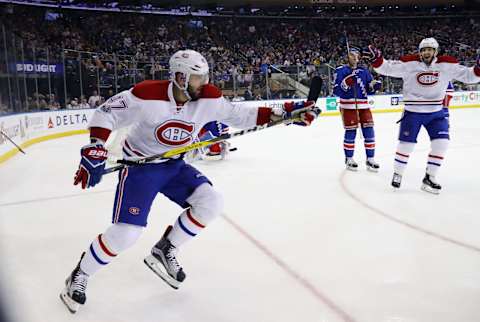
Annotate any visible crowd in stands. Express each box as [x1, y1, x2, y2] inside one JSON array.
[[0, 3, 479, 113]]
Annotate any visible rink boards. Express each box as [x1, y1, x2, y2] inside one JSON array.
[[1, 91, 479, 163]]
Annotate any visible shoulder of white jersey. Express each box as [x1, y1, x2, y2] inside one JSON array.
[[199, 84, 223, 99], [436, 55, 459, 64], [399, 54, 421, 63], [131, 80, 170, 101]]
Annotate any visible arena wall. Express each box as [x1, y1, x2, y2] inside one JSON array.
[[1, 91, 479, 164]]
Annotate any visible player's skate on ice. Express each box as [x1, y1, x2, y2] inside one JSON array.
[[144, 226, 186, 289], [185, 121, 233, 162], [60, 253, 88, 313]]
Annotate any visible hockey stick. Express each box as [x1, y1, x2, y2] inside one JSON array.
[[0, 130, 26, 154], [344, 31, 359, 112], [103, 107, 319, 174], [344, 31, 365, 142], [177, 74, 320, 163], [103, 77, 322, 174]]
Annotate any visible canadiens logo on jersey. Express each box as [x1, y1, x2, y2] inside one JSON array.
[[155, 120, 195, 146], [416, 71, 439, 86]]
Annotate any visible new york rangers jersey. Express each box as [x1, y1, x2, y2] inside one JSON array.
[[89, 80, 268, 161], [373, 55, 480, 113], [333, 65, 377, 109]]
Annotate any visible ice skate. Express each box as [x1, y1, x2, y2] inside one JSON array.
[[421, 173, 441, 194], [391, 173, 402, 189], [144, 226, 186, 289], [202, 142, 231, 161], [60, 253, 89, 314], [203, 150, 222, 161], [366, 159, 380, 172], [345, 158, 358, 171]]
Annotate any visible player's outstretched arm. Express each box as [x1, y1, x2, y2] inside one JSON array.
[[363, 45, 406, 78], [268, 100, 320, 126], [219, 77, 322, 129], [216, 96, 320, 129], [448, 55, 480, 84]]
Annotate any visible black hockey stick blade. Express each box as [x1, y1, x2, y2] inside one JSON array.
[[308, 76, 322, 102]]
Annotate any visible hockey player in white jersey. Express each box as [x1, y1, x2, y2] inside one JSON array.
[[363, 38, 480, 193], [60, 49, 319, 313]]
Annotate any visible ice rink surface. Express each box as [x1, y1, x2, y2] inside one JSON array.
[[1, 109, 479, 322]]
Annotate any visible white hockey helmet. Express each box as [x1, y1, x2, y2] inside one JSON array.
[[169, 49, 209, 94], [419, 37, 439, 52]]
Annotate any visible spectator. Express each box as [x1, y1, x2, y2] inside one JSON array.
[[78, 98, 90, 109], [244, 87, 253, 101], [67, 98, 80, 109], [1, 4, 478, 113], [88, 90, 101, 108]]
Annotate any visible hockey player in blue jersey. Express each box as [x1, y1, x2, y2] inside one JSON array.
[[333, 47, 382, 172]]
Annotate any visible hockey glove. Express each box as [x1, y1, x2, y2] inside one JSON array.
[[362, 45, 382, 64], [341, 73, 356, 91], [283, 100, 319, 126], [74, 143, 108, 189]]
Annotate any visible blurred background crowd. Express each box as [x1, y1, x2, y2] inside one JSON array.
[[0, 1, 479, 114]]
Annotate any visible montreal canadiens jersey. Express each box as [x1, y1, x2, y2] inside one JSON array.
[[89, 80, 262, 160], [373, 55, 480, 113], [333, 65, 376, 109]]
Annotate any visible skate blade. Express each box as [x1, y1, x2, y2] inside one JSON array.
[[202, 154, 223, 161], [60, 289, 80, 314], [366, 166, 379, 173], [421, 184, 440, 195], [346, 166, 358, 172], [144, 255, 181, 290]]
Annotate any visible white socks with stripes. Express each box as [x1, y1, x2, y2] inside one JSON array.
[[393, 141, 416, 175], [426, 139, 448, 177], [394, 139, 449, 177], [168, 183, 224, 248], [168, 209, 206, 247], [80, 223, 143, 276], [77, 184, 223, 276]]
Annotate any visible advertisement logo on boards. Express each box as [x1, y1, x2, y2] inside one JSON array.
[[326, 97, 338, 111], [48, 117, 54, 128]]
